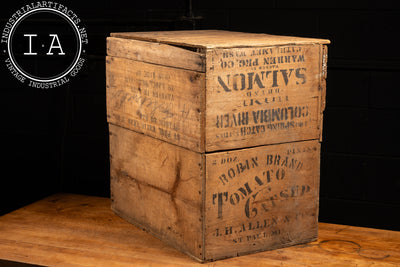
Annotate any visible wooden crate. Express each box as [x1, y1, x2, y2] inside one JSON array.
[[107, 30, 329, 153], [106, 30, 329, 262]]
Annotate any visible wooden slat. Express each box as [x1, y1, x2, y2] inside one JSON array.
[[318, 45, 328, 141], [0, 194, 399, 266], [107, 37, 205, 72], [111, 30, 330, 49]]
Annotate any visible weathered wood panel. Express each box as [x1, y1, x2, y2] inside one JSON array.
[[319, 45, 328, 141], [205, 140, 320, 260], [205, 45, 325, 151], [1, 194, 399, 267], [111, 30, 330, 49], [109, 124, 204, 260], [107, 37, 205, 72], [106, 56, 205, 152]]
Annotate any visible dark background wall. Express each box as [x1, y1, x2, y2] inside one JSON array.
[[1, 0, 399, 230]]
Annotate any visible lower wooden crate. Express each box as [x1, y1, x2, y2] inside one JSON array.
[[109, 123, 321, 262]]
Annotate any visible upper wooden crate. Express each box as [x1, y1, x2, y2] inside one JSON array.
[[106, 30, 330, 152]]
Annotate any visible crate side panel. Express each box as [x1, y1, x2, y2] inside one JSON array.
[[109, 124, 204, 260], [107, 56, 205, 152], [206, 44, 323, 151], [205, 140, 320, 261], [107, 37, 205, 72]]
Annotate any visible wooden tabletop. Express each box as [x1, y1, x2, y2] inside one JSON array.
[[0, 194, 399, 266]]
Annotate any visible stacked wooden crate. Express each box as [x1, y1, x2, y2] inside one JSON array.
[[106, 30, 329, 262]]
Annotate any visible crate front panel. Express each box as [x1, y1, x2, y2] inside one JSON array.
[[205, 140, 320, 260], [206, 44, 325, 151]]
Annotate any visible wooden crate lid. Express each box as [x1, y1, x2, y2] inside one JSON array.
[[110, 30, 330, 49]]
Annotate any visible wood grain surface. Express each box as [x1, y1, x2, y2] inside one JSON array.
[[107, 37, 205, 72], [1, 196, 398, 266], [109, 124, 204, 260], [110, 30, 330, 49], [204, 44, 326, 151], [204, 140, 321, 260], [106, 56, 205, 152]]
